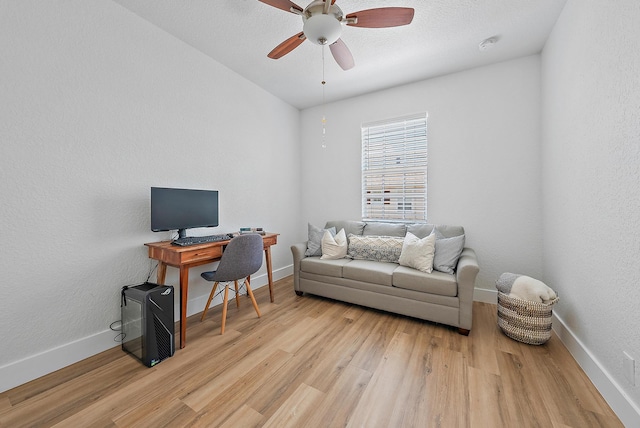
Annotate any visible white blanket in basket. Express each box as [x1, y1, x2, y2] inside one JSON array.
[[496, 273, 557, 304]]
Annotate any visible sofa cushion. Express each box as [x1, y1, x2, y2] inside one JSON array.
[[408, 223, 465, 239], [325, 220, 365, 238], [305, 223, 336, 257], [406, 223, 435, 238], [300, 257, 351, 278], [393, 266, 458, 297], [363, 222, 407, 237], [347, 234, 404, 263], [398, 231, 436, 273], [343, 259, 397, 286]]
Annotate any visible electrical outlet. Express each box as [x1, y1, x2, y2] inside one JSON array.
[[623, 352, 636, 386]]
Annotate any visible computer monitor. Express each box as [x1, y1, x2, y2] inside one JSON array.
[[151, 187, 219, 239]]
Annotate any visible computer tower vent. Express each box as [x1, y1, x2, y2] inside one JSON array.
[[153, 313, 173, 361], [121, 282, 175, 367]]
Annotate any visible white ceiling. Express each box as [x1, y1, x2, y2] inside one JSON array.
[[112, 0, 567, 110]]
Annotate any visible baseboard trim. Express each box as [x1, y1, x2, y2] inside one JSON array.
[[0, 264, 294, 394], [0, 329, 118, 394], [551, 311, 640, 427], [473, 286, 640, 426], [473, 286, 497, 304]]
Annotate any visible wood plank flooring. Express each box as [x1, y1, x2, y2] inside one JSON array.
[[0, 276, 623, 427]]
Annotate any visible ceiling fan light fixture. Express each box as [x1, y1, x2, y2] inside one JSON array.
[[303, 13, 342, 45]]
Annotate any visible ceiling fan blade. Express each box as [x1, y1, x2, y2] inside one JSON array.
[[257, 0, 303, 14], [268, 32, 306, 59], [330, 38, 355, 70], [346, 7, 415, 28]]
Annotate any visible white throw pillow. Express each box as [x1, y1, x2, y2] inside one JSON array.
[[399, 231, 436, 273], [321, 228, 348, 260]]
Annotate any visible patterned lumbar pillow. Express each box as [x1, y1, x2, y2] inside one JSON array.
[[306, 223, 336, 257], [321, 228, 348, 260], [399, 231, 436, 273], [347, 234, 404, 263]]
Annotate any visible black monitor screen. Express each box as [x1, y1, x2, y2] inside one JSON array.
[[151, 187, 219, 236]]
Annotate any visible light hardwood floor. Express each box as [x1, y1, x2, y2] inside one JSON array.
[[0, 276, 623, 427]]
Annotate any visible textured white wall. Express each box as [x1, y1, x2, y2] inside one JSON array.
[[299, 56, 543, 291], [0, 0, 300, 390], [542, 0, 640, 413]]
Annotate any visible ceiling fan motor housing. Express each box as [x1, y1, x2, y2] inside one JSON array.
[[302, 1, 344, 45]]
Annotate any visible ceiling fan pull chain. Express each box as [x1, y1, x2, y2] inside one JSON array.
[[321, 45, 327, 149]]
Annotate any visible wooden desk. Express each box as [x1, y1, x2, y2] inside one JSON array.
[[145, 233, 278, 348]]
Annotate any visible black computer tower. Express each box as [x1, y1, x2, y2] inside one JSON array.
[[121, 282, 175, 367]]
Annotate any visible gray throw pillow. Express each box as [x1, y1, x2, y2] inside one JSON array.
[[433, 229, 465, 274], [305, 223, 336, 257]]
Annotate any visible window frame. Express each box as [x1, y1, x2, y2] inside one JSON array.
[[361, 112, 428, 223]]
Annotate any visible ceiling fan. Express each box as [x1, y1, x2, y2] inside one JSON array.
[[259, 0, 415, 70]]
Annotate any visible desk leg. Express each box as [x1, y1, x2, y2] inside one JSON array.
[[179, 266, 189, 349], [157, 262, 167, 285], [156, 262, 180, 343], [265, 246, 274, 303]]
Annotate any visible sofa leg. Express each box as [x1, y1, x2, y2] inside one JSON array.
[[295, 290, 303, 296], [457, 328, 470, 336]]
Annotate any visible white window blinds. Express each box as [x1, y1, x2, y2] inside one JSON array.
[[361, 113, 427, 222]]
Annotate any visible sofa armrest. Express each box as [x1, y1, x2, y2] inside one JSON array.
[[456, 248, 480, 330], [290, 242, 308, 291]]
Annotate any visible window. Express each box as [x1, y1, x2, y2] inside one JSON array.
[[361, 113, 427, 222]]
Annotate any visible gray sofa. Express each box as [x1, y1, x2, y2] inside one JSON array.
[[290, 220, 480, 335]]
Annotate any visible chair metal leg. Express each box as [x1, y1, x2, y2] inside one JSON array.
[[245, 281, 261, 318], [220, 285, 230, 334], [234, 280, 240, 308], [200, 281, 219, 321]]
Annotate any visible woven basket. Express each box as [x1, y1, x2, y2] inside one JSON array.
[[497, 292, 559, 345]]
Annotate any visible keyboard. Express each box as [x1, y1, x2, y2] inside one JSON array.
[[171, 234, 233, 246]]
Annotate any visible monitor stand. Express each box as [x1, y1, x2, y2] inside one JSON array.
[[177, 229, 187, 239]]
